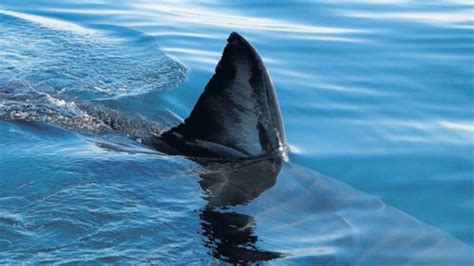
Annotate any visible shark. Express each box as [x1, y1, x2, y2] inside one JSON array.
[[0, 15, 471, 264], [147, 32, 472, 265]]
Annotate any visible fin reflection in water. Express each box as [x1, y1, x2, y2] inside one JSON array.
[[197, 156, 285, 263]]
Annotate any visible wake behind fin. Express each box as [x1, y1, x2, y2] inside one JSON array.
[[157, 32, 286, 159]]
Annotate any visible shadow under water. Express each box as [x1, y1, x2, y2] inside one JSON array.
[[197, 156, 285, 263]]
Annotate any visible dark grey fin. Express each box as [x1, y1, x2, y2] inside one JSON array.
[[158, 32, 286, 158]]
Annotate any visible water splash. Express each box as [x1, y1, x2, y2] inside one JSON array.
[[0, 10, 188, 138], [0, 11, 187, 100]]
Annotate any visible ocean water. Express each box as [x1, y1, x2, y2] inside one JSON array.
[[0, 0, 473, 264]]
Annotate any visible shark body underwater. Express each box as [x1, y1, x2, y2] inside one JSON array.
[[0, 19, 472, 264], [148, 32, 473, 265]]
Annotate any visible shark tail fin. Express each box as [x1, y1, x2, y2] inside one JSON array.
[[158, 32, 286, 159]]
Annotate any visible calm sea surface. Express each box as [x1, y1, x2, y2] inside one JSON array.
[[0, 0, 473, 264]]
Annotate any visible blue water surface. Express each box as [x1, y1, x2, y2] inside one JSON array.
[[0, 0, 473, 264]]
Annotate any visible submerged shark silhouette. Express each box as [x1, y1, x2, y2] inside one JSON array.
[[145, 32, 471, 264], [148, 32, 471, 264]]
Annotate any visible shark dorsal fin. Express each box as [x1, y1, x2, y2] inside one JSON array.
[[159, 32, 286, 158]]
